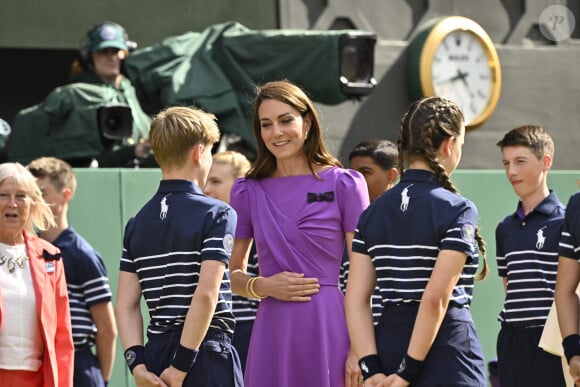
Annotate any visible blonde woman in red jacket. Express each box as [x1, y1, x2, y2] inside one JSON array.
[[0, 162, 74, 387]]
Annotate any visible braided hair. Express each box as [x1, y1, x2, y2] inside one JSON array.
[[397, 97, 488, 280]]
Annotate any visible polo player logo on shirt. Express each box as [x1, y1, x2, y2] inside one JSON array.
[[536, 226, 547, 249], [160, 194, 171, 220], [400, 184, 414, 212], [397, 357, 407, 373], [360, 360, 369, 374]]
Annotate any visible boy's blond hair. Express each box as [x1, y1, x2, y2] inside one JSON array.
[[150, 106, 220, 168], [212, 151, 251, 179]]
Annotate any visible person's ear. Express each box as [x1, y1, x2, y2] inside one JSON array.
[[439, 136, 454, 158], [542, 153, 553, 170], [192, 143, 203, 164], [62, 187, 74, 203], [387, 167, 399, 184], [303, 114, 312, 134]]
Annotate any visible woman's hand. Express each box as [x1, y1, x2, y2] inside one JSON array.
[[258, 271, 319, 301]]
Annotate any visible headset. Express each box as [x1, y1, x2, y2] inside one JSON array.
[[78, 21, 137, 70]]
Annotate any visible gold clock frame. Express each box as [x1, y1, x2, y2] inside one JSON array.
[[418, 16, 502, 129]]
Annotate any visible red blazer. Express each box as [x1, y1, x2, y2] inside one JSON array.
[[0, 231, 74, 387]]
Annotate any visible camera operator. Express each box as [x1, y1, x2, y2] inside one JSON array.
[[70, 21, 154, 167], [8, 21, 156, 168]]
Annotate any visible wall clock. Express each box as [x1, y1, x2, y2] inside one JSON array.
[[408, 16, 502, 129]]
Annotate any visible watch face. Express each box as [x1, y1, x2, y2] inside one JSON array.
[[431, 30, 492, 125]]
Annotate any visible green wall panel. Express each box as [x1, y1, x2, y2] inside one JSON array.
[[455, 170, 580, 368], [66, 168, 580, 385], [69, 168, 160, 386], [0, 0, 277, 49]]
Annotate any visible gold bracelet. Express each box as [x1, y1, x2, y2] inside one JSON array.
[[247, 277, 260, 298], [245, 276, 255, 297], [249, 276, 267, 299]]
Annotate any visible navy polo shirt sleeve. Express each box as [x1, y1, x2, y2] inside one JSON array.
[[200, 205, 237, 265], [352, 206, 372, 256], [120, 216, 137, 272], [440, 201, 478, 259], [338, 169, 370, 232], [231, 178, 253, 239], [79, 253, 112, 306], [495, 221, 508, 277], [560, 192, 580, 262]]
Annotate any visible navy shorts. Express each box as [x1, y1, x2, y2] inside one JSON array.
[[375, 303, 486, 386], [233, 319, 255, 374], [145, 328, 243, 387], [497, 324, 566, 387], [74, 346, 105, 387]]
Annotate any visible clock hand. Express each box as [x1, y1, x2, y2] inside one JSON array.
[[456, 69, 469, 86], [436, 69, 469, 85]]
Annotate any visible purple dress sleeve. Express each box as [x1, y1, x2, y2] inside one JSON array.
[[230, 177, 253, 238], [337, 169, 370, 232]]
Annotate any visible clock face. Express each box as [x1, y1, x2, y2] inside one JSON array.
[[412, 16, 502, 129], [431, 30, 492, 125]]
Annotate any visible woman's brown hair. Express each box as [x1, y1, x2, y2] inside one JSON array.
[[247, 80, 341, 179]]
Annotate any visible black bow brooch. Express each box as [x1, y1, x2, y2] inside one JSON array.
[[307, 191, 334, 203], [42, 249, 62, 261]]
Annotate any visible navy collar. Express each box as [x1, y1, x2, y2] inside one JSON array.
[[513, 190, 562, 219], [158, 179, 203, 195], [401, 169, 439, 184]]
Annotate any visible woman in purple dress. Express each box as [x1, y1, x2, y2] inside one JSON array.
[[229, 80, 370, 387]]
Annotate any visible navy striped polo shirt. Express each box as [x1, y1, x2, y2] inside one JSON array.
[[120, 180, 237, 336], [496, 190, 565, 326], [352, 169, 480, 309], [559, 192, 580, 263], [54, 227, 112, 349], [340, 251, 383, 324], [231, 245, 259, 322]]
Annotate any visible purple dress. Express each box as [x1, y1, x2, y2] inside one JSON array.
[[230, 167, 369, 387]]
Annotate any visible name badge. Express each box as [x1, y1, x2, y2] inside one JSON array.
[[45, 261, 55, 273]]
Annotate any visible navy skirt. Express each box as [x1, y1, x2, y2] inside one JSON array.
[[375, 303, 486, 387]]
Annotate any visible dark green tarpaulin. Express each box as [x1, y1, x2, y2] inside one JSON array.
[[8, 76, 150, 165], [8, 22, 367, 163], [124, 21, 353, 149]]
